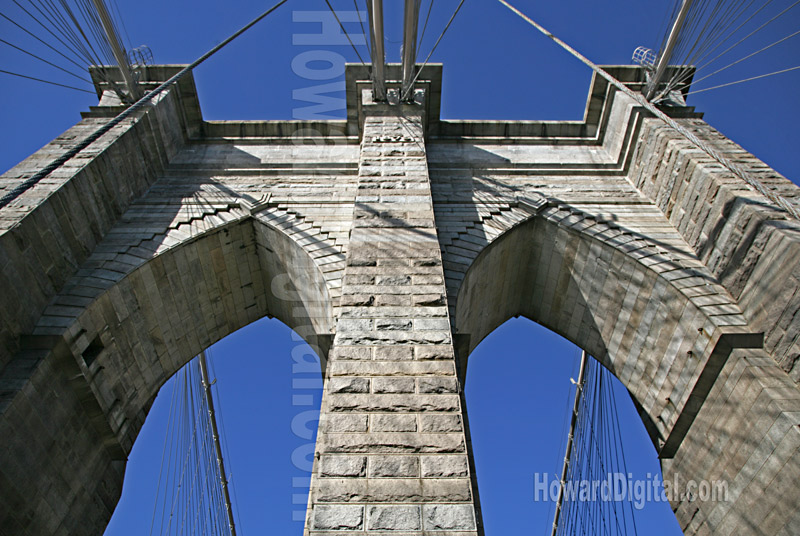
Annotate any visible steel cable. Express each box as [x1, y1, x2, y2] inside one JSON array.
[[0, 0, 290, 210]]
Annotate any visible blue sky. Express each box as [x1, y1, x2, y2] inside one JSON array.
[[1, 0, 798, 534]]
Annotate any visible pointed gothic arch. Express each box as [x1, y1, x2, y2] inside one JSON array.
[[453, 205, 759, 453], [0, 211, 336, 534]]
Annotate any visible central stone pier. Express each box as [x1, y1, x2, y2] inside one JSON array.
[[306, 92, 480, 533]]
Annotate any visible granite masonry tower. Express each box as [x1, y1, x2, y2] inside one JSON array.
[[1, 63, 800, 535]]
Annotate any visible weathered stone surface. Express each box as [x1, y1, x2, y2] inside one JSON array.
[[319, 456, 367, 477], [372, 414, 417, 432], [327, 394, 460, 413], [420, 414, 463, 432], [369, 455, 420, 477], [321, 414, 368, 433], [421, 455, 469, 477], [329, 361, 455, 377], [322, 432, 466, 453], [328, 377, 370, 394], [423, 504, 477, 530], [367, 505, 421, 530], [314, 478, 472, 502], [419, 377, 458, 393], [373, 377, 416, 394], [3, 64, 799, 536], [312, 505, 364, 530]]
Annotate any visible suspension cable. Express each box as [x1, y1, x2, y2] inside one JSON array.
[[0, 10, 89, 72], [0, 36, 92, 83], [0, 0, 290, 211], [498, 0, 800, 220], [352, 0, 370, 61], [0, 67, 94, 92], [323, 0, 367, 65], [689, 64, 800, 94]]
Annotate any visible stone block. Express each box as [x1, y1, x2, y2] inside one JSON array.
[[414, 318, 450, 331], [376, 318, 413, 330], [329, 361, 455, 377], [372, 414, 417, 432], [319, 456, 367, 477], [322, 432, 465, 453], [374, 346, 414, 360], [420, 414, 463, 432], [421, 455, 469, 477], [415, 345, 453, 360], [312, 505, 364, 530], [332, 346, 372, 360], [327, 393, 460, 413], [376, 275, 411, 285], [314, 478, 472, 502], [369, 455, 420, 477], [328, 377, 370, 394], [367, 505, 421, 530], [322, 414, 368, 433], [423, 504, 476, 530], [373, 377, 415, 394], [419, 377, 458, 393]]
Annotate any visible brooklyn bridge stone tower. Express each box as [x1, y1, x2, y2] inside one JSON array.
[[1, 41, 800, 536]]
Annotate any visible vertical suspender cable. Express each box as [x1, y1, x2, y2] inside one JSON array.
[[551, 350, 588, 536], [199, 351, 237, 536]]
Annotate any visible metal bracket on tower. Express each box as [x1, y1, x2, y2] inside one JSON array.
[[367, 0, 387, 101]]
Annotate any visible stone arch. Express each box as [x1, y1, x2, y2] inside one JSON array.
[[0, 210, 335, 535], [453, 201, 760, 453]]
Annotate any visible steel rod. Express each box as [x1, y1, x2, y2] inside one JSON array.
[[368, 0, 387, 100], [551, 350, 588, 536], [0, 0, 289, 210], [89, 0, 139, 101], [198, 351, 237, 536], [401, 0, 422, 98], [647, 0, 694, 100]]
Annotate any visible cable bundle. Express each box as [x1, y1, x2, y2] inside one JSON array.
[[148, 354, 238, 536], [652, 0, 800, 99], [554, 360, 641, 536], [0, 0, 134, 94]]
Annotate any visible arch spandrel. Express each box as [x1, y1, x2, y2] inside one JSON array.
[[451, 201, 761, 454], [31, 209, 337, 442], [0, 195, 339, 534]]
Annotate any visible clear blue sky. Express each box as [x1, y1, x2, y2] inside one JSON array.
[[1, 1, 798, 534]]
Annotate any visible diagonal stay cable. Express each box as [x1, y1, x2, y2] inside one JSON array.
[[689, 64, 800, 94], [498, 0, 800, 220], [323, 0, 367, 64], [12, 0, 89, 66], [0, 10, 89, 72], [0, 67, 94, 92], [352, 0, 371, 62], [417, 0, 435, 51], [666, 0, 798, 101], [0, 36, 92, 83], [0, 0, 290, 210], [690, 28, 800, 86]]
